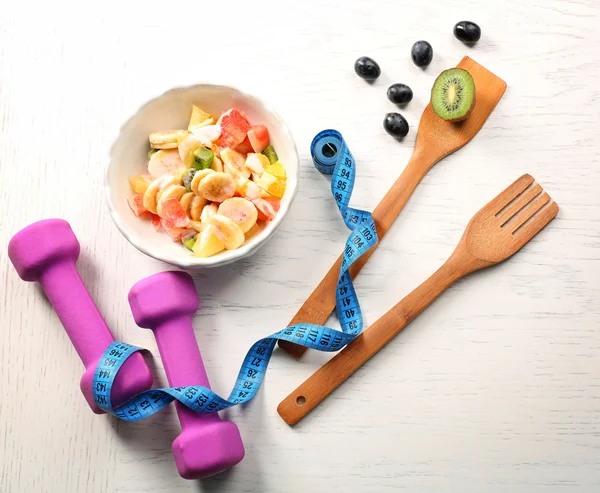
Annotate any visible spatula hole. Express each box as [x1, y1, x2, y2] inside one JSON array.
[[512, 200, 553, 236], [322, 143, 337, 158], [296, 395, 306, 406], [495, 181, 537, 219]]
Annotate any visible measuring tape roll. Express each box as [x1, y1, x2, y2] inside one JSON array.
[[93, 130, 379, 420]]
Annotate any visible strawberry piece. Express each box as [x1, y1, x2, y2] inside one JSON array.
[[247, 125, 270, 153], [162, 222, 193, 242], [128, 194, 149, 216], [151, 214, 163, 232], [252, 197, 280, 221], [234, 136, 254, 155], [160, 198, 190, 228], [216, 109, 250, 149]]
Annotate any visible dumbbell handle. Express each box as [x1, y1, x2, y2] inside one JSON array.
[[152, 316, 222, 428], [40, 260, 114, 368]]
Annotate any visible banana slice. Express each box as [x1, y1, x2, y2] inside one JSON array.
[[190, 169, 215, 195], [221, 148, 250, 180], [143, 175, 182, 214], [157, 185, 187, 217], [149, 130, 188, 149], [211, 156, 224, 172], [148, 149, 186, 178], [196, 172, 236, 202], [180, 192, 207, 221], [178, 134, 202, 167], [200, 203, 218, 223], [192, 224, 225, 258], [208, 214, 245, 250], [217, 197, 258, 233]]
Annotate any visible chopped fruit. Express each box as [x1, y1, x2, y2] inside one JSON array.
[[245, 153, 269, 175], [216, 109, 250, 148], [196, 172, 236, 202], [255, 172, 286, 198], [211, 156, 224, 172], [200, 203, 218, 223], [183, 169, 196, 192], [190, 125, 221, 146], [180, 193, 206, 221], [265, 162, 286, 179], [159, 198, 190, 228], [244, 222, 261, 241], [235, 136, 254, 154], [156, 185, 187, 217], [128, 175, 153, 194], [235, 177, 262, 200], [162, 223, 192, 242], [193, 225, 225, 258], [221, 148, 250, 180], [143, 175, 181, 214], [188, 105, 216, 131], [182, 236, 196, 251], [149, 129, 188, 149], [208, 215, 245, 250], [218, 197, 258, 233], [262, 145, 278, 164], [252, 197, 280, 221], [178, 134, 202, 167], [128, 194, 149, 216], [151, 214, 163, 232], [193, 147, 214, 170], [247, 125, 270, 153], [148, 149, 186, 178], [190, 168, 215, 195], [187, 220, 203, 232]]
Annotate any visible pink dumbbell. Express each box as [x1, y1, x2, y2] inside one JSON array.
[[8, 219, 153, 413], [128, 271, 245, 479]]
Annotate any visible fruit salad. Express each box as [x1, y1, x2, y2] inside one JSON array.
[[127, 105, 286, 258]]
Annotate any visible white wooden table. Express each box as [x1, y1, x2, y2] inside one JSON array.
[[2, 0, 599, 491]]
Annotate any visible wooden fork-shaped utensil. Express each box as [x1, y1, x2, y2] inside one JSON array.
[[278, 174, 559, 425], [279, 56, 507, 357]]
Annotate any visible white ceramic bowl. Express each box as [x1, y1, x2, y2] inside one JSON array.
[[106, 84, 299, 269]]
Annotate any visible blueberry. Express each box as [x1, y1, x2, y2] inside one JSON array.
[[354, 56, 381, 81], [383, 113, 409, 139], [387, 83, 413, 105], [454, 21, 481, 43], [411, 41, 433, 68]]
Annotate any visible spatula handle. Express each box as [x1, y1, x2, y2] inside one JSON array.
[[279, 146, 439, 358], [277, 253, 468, 425]]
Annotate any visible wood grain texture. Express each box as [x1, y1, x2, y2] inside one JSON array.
[[278, 55, 508, 357], [1, 0, 599, 492]]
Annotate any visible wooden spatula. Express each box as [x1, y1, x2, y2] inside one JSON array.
[[279, 56, 507, 358], [278, 174, 559, 425]]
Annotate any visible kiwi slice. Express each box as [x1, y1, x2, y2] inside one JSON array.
[[431, 68, 476, 122]]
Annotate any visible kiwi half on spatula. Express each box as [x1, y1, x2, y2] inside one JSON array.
[[431, 68, 476, 121]]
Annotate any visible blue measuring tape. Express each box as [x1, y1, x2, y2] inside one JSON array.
[[93, 129, 379, 420]]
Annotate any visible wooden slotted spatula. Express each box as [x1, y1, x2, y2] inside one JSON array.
[[278, 174, 559, 425], [279, 56, 507, 358]]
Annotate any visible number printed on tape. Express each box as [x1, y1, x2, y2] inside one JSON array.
[[93, 130, 379, 420]]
